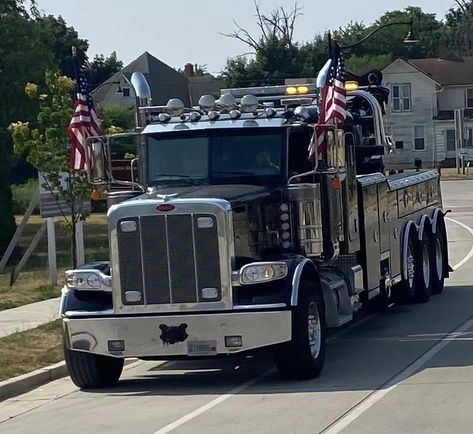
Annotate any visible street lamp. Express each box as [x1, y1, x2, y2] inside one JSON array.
[[339, 21, 419, 50]]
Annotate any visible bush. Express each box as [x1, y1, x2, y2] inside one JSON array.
[[11, 179, 38, 215]]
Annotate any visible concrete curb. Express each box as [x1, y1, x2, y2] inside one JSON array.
[[0, 361, 68, 401], [0, 358, 141, 402]]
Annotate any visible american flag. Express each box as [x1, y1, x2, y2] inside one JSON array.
[[309, 44, 347, 161], [68, 70, 101, 171]]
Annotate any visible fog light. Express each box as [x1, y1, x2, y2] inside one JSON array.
[[201, 287, 219, 300], [108, 340, 125, 352], [225, 336, 243, 348], [125, 291, 142, 303]]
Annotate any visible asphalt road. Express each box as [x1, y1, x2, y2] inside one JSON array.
[[2, 180, 473, 434]]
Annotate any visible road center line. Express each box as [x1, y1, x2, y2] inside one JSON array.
[[445, 217, 473, 270], [320, 312, 473, 434]]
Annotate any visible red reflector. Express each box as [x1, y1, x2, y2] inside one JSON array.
[[157, 204, 175, 212]]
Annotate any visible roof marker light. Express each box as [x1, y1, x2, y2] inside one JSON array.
[[218, 93, 237, 110], [241, 94, 259, 113], [297, 86, 310, 94], [208, 111, 220, 121], [345, 81, 359, 91], [286, 87, 298, 95]]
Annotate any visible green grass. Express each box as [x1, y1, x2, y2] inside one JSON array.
[[0, 213, 109, 310], [0, 320, 63, 382]]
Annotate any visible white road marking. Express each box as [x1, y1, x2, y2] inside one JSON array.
[[151, 217, 473, 433], [321, 313, 473, 434], [152, 369, 272, 434], [445, 217, 473, 270]]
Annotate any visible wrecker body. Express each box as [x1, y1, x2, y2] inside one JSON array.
[[61, 72, 449, 388]]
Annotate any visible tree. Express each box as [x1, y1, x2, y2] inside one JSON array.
[[442, 1, 473, 56], [97, 105, 135, 133], [9, 71, 91, 267], [220, 2, 328, 87], [86, 52, 123, 87], [0, 0, 54, 253], [38, 15, 89, 78]]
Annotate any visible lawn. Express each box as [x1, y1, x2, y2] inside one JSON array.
[[0, 320, 63, 382], [0, 213, 109, 310]]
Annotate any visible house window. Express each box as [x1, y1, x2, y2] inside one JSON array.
[[392, 84, 411, 112], [446, 130, 456, 151], [414, 125, 425, 150], [466, 89, 473, 108], [468, 128, 473, 147], [122, 87, 130, 97]]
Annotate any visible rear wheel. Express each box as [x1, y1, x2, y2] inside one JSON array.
[[392, 235, 417, 304], [64, 343, 124, 389], [431, 229, 446, 294], [274, 281, 325, 380], [414, 236, 433, 303]]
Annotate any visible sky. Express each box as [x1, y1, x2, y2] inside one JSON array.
[[37, 0, 455, 74]]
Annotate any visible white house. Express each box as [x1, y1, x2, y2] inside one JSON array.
[[382, 56, 473, 169]]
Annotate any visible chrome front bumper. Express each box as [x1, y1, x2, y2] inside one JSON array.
[[63, 310, 291, 358]]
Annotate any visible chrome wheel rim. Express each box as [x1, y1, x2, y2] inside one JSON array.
[[422, 243, 431, 288], [407, 243, 415, 288], [435, 238, 443, 281], [308, 302, 321, 358]]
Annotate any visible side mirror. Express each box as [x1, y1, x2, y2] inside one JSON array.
[[90, 140, 110, 182]]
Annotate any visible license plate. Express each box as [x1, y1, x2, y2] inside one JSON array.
[[187, 340, 218, 356]]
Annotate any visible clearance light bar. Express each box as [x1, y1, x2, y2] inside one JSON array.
[[345, 81, 359, 92], [222, 84, 317, 99]]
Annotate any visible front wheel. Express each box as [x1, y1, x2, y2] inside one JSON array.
[[64, 343, 124, 389], [274, 281, 325, 380]]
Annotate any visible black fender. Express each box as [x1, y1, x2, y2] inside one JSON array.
[[417, 214, 433, 241], [400, 221, 418, 282]]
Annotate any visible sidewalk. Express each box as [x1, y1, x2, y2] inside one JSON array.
[[0, 298, 60, 338]]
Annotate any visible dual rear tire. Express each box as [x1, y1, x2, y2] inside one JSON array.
[[393, 219, 446, 305]]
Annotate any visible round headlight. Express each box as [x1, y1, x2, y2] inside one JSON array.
[[242, 266, 260, 282], [87, 274, 101, 288], [74, 276, 85, 286]]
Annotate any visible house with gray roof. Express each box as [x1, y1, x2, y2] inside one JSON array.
[[92, 52, 219, 110], [382, 56, 473, 168]]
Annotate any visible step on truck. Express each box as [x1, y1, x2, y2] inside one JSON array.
[[61, 70, 450, 389]]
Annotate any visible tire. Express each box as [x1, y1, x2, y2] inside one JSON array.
[[414, 235, 433, 303], [64, 343, 124, 389], [392, 235, 417, 304], [274, 281, 325, 380], [431, 229, 446, 294]]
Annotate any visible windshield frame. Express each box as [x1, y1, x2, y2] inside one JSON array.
[[145, 127, 287, 187]]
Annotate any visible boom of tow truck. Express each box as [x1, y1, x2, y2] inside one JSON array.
[[61, 70, 450, 389]]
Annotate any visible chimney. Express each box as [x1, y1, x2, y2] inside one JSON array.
[[184, 63, 194, 77]]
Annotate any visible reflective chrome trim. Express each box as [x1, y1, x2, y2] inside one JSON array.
[[64, 309, 114, 317], [239, 261, 288, 285], [233, 303, 287, 310], [63, 310, 292, 357], [108, 198, 234, 314], [387, 170, 438, 191], [290, 258, 316, 306]]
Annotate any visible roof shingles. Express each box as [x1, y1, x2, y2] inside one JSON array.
[[407, 57, 473, 86]]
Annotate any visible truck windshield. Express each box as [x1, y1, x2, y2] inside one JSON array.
[[147, 130, 284, 185]]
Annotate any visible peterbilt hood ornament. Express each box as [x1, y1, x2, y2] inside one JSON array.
[[157, 193, 178, 202]]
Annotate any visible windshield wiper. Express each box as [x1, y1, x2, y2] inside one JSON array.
[[153, 174, 206, 185]]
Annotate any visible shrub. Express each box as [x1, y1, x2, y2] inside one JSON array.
[[11, 178, 38, 215]]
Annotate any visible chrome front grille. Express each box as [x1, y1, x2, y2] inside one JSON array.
[[116, 214, 222, 305]]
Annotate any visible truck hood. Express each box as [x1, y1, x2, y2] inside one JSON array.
[[140, 184, 280, 206]]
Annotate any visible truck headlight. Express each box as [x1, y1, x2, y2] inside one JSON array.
[[65, 270, 111, 291], [239, 262, 288, 285]]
